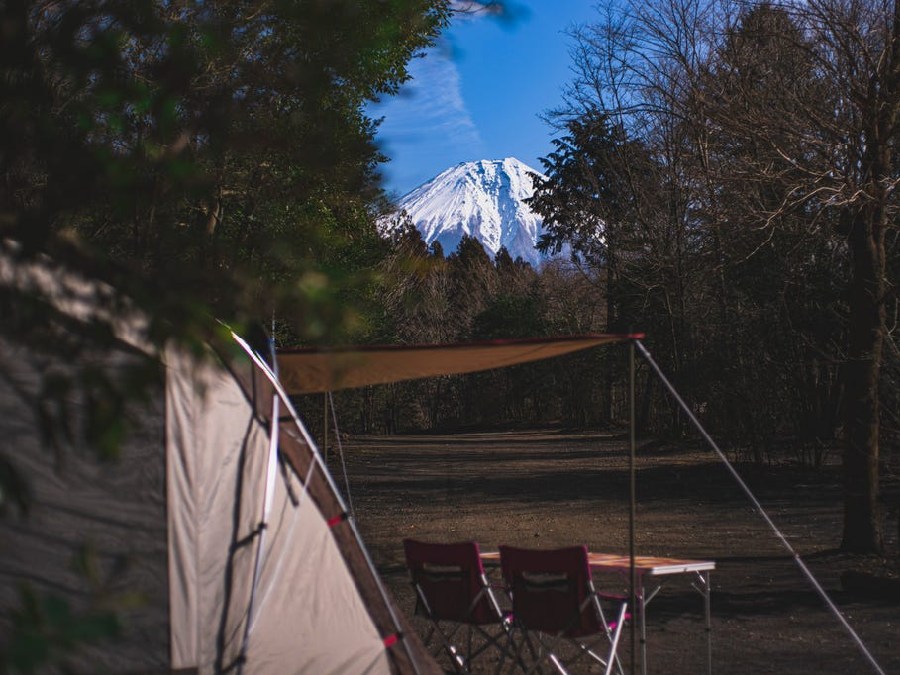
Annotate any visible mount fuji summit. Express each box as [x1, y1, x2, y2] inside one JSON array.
[[392, 158, 552, 267]]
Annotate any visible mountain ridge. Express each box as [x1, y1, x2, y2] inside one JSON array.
[[389, 158, 551, 266]]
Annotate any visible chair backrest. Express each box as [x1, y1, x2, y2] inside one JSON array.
[[499, 544, 600, 638], [403, 539, 498, 625]]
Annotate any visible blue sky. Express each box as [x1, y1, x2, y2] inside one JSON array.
[[372, 1, 600, 198]]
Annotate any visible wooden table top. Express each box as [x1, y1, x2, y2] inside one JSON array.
[[480, 551, 715, 576]]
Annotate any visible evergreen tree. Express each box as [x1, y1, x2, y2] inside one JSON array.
[[0, 0, 453, 531], [1, 0, 451, 345]]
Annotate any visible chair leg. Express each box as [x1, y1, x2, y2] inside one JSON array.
[[427, 620, 468, 673], [565, 604, 628, 675], [502, 626, 543, 675], [513, 602, 628, 675], [604, 603, 628, 675], [495, 623, 525, 675], [520, 632, 570, 675], [427, 619, 517, 674], [546, 651, 570, 675]]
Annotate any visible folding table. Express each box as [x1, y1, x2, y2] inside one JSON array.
[[481, 551, 715, 675]]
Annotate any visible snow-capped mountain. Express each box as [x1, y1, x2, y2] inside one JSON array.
[[392, 158, 552, 267]]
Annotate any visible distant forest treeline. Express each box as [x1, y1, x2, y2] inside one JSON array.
[[294, 227, 625, 439], [294, 220, 895, 476]]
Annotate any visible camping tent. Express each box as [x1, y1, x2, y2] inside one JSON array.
[[0, 251, 444, 674], [0, 250, 637, 674]]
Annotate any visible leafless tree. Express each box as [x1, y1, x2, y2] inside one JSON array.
[[563, 0, 898, 552]]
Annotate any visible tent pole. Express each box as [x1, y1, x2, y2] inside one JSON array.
[[628, 339, 637, 675], [238, 337, 282, 672], [324, 393, 329, 463]]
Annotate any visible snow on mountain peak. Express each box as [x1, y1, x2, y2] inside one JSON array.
[[390, 158, 552, 266]]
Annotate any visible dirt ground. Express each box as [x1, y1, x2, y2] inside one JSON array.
[[336, 430, 900, 674]]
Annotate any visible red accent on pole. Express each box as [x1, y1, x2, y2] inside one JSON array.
[[327, 513, 346, 528], [383, 633, 399, 648]]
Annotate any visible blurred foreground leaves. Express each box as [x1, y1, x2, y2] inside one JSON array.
[[0, 0, 455, 666]]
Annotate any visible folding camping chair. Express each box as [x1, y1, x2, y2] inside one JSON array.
[[402, 539, 511, 673], [499, 545, 628, 675]]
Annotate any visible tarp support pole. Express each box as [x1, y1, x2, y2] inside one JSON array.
[[628, 339, 637, 675], [324, 393, 329, 463]]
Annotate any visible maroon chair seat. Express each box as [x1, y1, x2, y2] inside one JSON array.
[[499, 544, 628, 675], [403, 539, 510, 673]]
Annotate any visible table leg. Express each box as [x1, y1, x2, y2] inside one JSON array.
[[689, 569, 714, 675], [639, 577, 648, 675], [703, 571, 712, 675]]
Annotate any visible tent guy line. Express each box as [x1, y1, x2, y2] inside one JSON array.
[[635, 340, 886, 675], [330, 390, 357, 520]]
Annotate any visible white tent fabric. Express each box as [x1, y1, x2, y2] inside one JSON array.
[[165, 348, 391, 674], [0, 336, 406, 674]]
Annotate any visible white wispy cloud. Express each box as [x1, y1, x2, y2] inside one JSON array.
[[397, 54, 482, 140], [373, 45, 486, 194]]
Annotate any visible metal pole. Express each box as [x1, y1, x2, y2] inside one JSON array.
[[323, 393, 329, 463], [704, 571, 712, 675], [629, 340, 637, 675], [238, 334, 281, 672]]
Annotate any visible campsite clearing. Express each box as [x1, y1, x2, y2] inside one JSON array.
[[341, 430, 900, 674]]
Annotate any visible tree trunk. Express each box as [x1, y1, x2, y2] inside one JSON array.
[[604, 257, 617, 424], [840, 6, 896, 548], [840, 204, 886, 553]]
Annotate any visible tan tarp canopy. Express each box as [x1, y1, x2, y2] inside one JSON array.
[[277, 334, 642, 395]]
